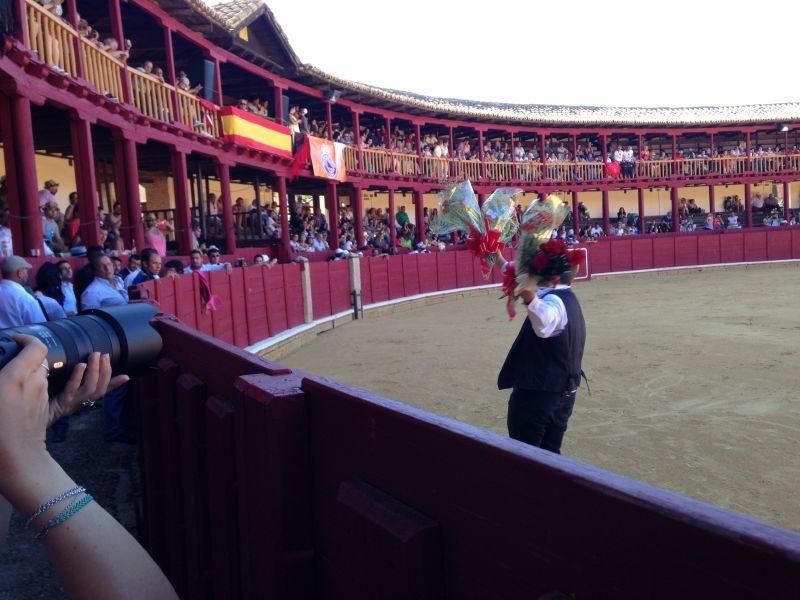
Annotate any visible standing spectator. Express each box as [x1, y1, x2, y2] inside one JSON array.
[[43, 201, 67, 255], [38, 179, 59, 208], [144, 215, 171, 257], [0, 209, 12, 257]]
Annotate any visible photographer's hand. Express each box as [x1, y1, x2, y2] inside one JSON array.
[[48, 353, 130, 427]]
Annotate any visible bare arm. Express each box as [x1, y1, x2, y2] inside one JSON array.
[[0, 338, 177, 600]]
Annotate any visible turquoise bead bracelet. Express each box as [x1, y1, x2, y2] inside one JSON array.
[[36, 494, 94, 540]]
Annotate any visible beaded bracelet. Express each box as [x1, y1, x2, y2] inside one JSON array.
[[36, 494, 94, 540], [25, 486, 86, 528]]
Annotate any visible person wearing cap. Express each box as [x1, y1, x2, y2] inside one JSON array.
[[203, 246, 231, 272], [0, 256, 47, 328], [38, 180, 59, 208], [496, 242, 587, 455]]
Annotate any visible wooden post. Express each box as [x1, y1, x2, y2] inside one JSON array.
[[783, 180, 791, 223], [213, 57, 224, 107], [671, 186, 680, 231], [353, 110, 362, 170], [327, 182, 338, 238], [273, 84, 284, 124], [449, 126, 456, 179], [353, 185, 364, 247], [171, 149, 193, 254], [10, 97, 42, 255], [388, 187, 397, 247], [0, 95, 25, 253], [572, 191, 580, 236], [745, 131, 751, 173], [277, 175, 289, 251], [708, 184, 716, 216], [416, 122, 423, 177], [69, 114, 101, 247], [413, 189, 425, 244], [744, 182, 753, 228], [478, 129, 486, 180], [108, 0, 132, 104], [325, 101, 333, 140], [637, 187, 645, 233], [601, 188, 610, 235], [216, 160, 236, 253], [164, 28, 181, 124], [122, 137, 145, 251], [64, 0, 85, 79]]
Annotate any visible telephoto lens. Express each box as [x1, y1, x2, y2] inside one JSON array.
[[0, 303, 162, 393]]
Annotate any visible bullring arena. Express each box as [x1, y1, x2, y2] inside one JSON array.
[[281, 262, 800, 532], [1, 0, 800, 595]]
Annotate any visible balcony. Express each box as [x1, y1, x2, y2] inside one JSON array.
[[18, 0, 220, 138]]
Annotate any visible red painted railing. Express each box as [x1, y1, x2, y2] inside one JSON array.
[[136, 316, 800, 599]]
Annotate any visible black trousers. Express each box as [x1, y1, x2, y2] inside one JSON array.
[[507, 388, 577, 454]]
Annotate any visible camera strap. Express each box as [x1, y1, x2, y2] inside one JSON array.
[[35, 297, 51, 322]]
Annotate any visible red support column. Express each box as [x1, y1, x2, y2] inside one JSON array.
[[540, 133, 547, 181], [64, 0, 85, 80], [108, 0, 132, 104], [164, 28, 181, 124], [671, 134, 677, 176], [325, 101, 333, 139], [571, 191, 580, 236], [353, 110, 362, 170], [744, 182, 753, 228], [415, 122, 423, 177], [14, 0, 29, 47], [213, 57, 224, 107], [478, 129, 486, 180], [637, 187, 645, 233], [783, 180, 791, 223], [388, 187, 397, 247], [272, 84, 284, 124], [216, 160, 236, 253], [277, 175, 290, 251], [10, 96, 42, 255], [601, 134, 608, 163], [509, 131, 515, 181], [671, 186, 679, 232], [69, 114, 101, 248], [449, 126, 456, 179], [413, 190, 425, 244], [112, 136, 131, 249], [122, 137, 145, 252], [327, 182, 338, 237], [0, 95, 25, 253], [353, 185, 364, 248], [745, 131, 751, 172], [601, 189, 610, 235], [171, 149, 193, 254], [708, 184, 716, 216]]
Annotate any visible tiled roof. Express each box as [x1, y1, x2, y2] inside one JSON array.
[[193, 1, 800, 127]]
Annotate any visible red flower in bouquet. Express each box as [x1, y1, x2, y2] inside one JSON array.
[[533, 252, 550, 271]]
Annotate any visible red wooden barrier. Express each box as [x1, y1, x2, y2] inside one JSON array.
[[310, 262, 333, 320], [243, 267, 270, 341], [455, 250, 475, 289], [720, 232, 745, 263], [208, 269, 235, 345], [401, 254, 420, 297], [697, 234, 721, 265], [631, 238, 654, 270], [369, 257, 390, 303], [328, 260, 351, 314], [359, 259, 373, 305], [386, 255, 405, 300], [610, 239, 633, 272], [263, 265, 289, 335], [436, 252, 457, 290], [283, 264, 305, 328], [674, 235, 698, 267], [744, 230, 768, 262], [417, 253, 438, 293]]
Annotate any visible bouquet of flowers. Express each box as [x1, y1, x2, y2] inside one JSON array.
[[501, 194, 578, 319], [429, 180, 483, 236], [469, 187, 521, 276]]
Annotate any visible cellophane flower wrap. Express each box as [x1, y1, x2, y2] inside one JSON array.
[[429, 180, 484, 237], [471, 188, 521, 277], [515, 194, 570, 278], [501, 194, 571, 319]]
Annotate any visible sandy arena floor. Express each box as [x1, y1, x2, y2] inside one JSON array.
[[282, 263, 800, 532]]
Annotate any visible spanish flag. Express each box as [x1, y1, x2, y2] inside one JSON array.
[[220, 107, 293, 157]]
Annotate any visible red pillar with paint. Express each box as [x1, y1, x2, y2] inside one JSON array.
[[69, 114, 101, 247], [637, 187, 645, 233], [571, 191, 580, 236], [164, 28, 181, 124], [327, 182, 338, 238], [277, 175, 290, 251], [171, 149, 193, 254], [388, 187, 397, 247], [783, 180, 791, 222], [601, 189, 610, 235], [744, 182, 753, 228], [216, 160, 236, 253], [10, 96, 42, 255], [0, 95, 25, 253], [122, 136, 144, 252], [273, 84, 285, 125], [353, 185, 364, 248], [708, 184, 716, 216], [671, 186, 680, 231], [414, 189, 425, 244], [478, 129, 486, 180]]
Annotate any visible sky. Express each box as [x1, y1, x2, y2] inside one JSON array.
[[212, 0, 800, 108]]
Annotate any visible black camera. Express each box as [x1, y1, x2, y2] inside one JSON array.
[[0, 303, 163, 392]]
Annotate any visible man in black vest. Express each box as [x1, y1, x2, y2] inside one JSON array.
[[497, 242, 586, 453]]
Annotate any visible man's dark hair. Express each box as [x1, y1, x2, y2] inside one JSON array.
[[87, 245, 105, 261], [189, 249, 202, 257], [129, 253, 141, 261], [141, 248, 159, 264], [110, 255, 122, 264], [164, 259, 184, 274]]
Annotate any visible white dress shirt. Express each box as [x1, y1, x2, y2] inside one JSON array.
[[0, 280, 46, 327], [61, 281, 77, 315], [35, 293, 66, 321], [123, 269, 142, 288], [526, 285, 571, 338], [81, 277, 128, 311]]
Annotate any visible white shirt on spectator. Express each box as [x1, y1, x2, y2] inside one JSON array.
[[200, 263, 226, 271], [61, 281, 77, 315], [123, 269, 142, 288], [35, 293, 66, 321], [81, 277, 128, 311], [311, 238, 327, 252], [526, 285, 570, 338], [0, 226, 12, 257], [0, 280, 46, 327], [38, 189, 57, 208], [613, 149, 624, 162]]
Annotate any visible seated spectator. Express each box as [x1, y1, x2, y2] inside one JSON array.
[[253, 254, 277, 268], [176, 71, 202, 95], [703, 215, 714, 230], [57, 260, 77, 315], [81, 254, 128, 310], [129, 248, 162, 286], [33, 262, 66, 321], [687, 199, 702, 214], [163, 259, 185, 278], [120, 253, 141, 286], [726, 211, 741, 229]]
